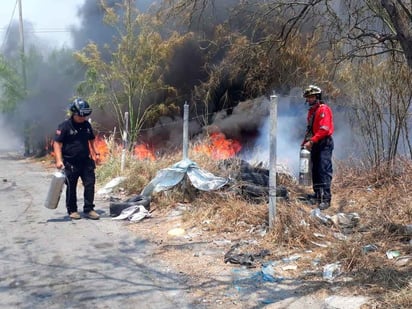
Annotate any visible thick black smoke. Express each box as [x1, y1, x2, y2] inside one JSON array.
[[71, 0, 154, 50], [1, 20, 83, 156]]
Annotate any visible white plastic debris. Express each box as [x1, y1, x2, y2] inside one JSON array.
[[97, 176, 126, 195], [140, 158, 228, 197], [112, 205, 151, 222], [331, 212, 360, 228], [386, 250, 401, 259], [323, 262, 341, 281], [310, 208, 333, 225], [167, 228, 186, 236]]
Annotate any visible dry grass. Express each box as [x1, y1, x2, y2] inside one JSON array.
[[96, 150, 412, 308]]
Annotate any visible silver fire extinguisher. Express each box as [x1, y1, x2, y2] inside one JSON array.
[[299, 148, 311, 186], [44, 169, 66, 209]]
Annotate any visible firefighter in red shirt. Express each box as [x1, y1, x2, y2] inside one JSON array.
[[302, 85, 334, 210]]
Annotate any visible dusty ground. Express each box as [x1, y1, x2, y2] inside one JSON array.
[[124, 202, 370, 309], [38, 156, 373, 308], [0, 153, 192, 309], [128, 206, 240, 307]]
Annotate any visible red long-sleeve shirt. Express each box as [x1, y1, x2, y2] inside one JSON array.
[[306, 102, 334, 143]]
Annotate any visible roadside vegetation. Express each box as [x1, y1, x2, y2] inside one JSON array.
[[93, 141, 411, 309]]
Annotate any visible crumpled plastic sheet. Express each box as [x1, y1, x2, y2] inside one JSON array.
[[224, 243, 271, 267], [96, 176, 126, 195], [141, 158, 229, 197], [112, 205, 151, 222]]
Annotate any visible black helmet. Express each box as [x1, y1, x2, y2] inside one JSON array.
[[303, 85, 322, 99], [69, 98, 92, 116]]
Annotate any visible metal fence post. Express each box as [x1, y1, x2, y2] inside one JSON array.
[[268, 94, 278, 229], [121, 112, 128, 173], [183, 102, 189, 160]]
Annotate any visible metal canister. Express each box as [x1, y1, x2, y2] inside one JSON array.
[[299, 148, 311, 186], [44, 170, 66, 209]]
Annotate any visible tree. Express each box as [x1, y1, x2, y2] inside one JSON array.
[[75, 0, 181, 148], [160, 1, 412, 69], [0, 56, 25, 113], [342, 57, 412, 167], [380, 0, 412, 68]]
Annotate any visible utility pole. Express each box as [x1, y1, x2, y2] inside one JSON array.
[[18, 0, 30, 156], [18, 0, 27, 90]]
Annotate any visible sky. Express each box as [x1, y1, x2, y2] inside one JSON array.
[[0, 0, 85, 48]]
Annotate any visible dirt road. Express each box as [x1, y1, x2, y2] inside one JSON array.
[[0, 151, 191, 309]]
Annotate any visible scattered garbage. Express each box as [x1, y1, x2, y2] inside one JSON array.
[[261, 262, 280, 282], [394, 255, 411, 267], [310, 208, 333, 226], [109, 194, 150, 216], [231, 263, 284, 292], [386, 250, 401, 259], [256, 266, 284, 283], [224, 243, 270, 267], [167, 228, 186, 236], [281, 254, 301, 263], [333, 232, 348, 241], [111, 205, 151, 222], [213, 239, 232, 247], [218, 158, 290, 200], [310, 241, 329, 248], [140, 158, 229, 197], [362, 244, 378, 254], [96, 176, 126, 195], [323, 262, 341, 281], [0, 178, 16, 191], [330, 212, 360, 229], [312, 257, 322, 266]]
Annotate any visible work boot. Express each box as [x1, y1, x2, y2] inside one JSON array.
[[84, 210, 100, 220], [318, 201, 331, 210], [306, 193, 320, 205], [69, 212, 81, 220], [306, 193, 318, 199]]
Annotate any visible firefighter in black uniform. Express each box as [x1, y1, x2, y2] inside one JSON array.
[[53, 98, 100, 220], [301, 85, 334, 210]]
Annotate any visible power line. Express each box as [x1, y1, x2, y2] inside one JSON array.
[[0, 27, 71, 32], [1, 0, 18, 51], [26, 29, 72, 33]]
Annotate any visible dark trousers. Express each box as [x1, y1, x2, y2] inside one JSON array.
[[64, 158, 96, 214], [311, 136, 334, 203]]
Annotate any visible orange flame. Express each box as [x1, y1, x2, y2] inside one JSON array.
[[134, 144, 155, 161], [91, 136, 109, 163], [194, 132, 242, 159]]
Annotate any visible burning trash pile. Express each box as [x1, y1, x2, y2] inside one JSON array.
[[218, 158, 292, 200], [104, 156, 295, 222], [92, 118, 296, 221]]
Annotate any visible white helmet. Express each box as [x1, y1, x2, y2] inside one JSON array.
[[303, 85, 322, 98]]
